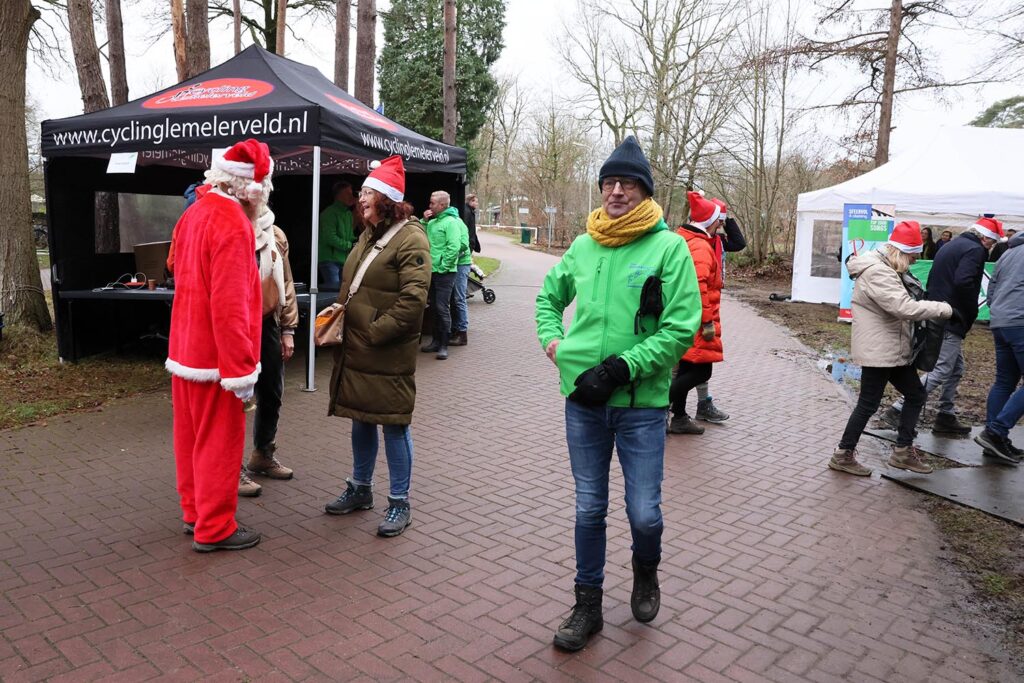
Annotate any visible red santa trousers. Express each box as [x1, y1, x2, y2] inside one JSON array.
[[172, 376, 244, 544]]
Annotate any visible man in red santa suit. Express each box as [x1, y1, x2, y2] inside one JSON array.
[[165, 138, 270, 552]]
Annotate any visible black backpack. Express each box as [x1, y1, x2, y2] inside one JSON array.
[[901, 271, 945, 372]]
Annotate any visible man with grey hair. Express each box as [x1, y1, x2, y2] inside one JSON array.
[[421, 190, 466, 360], [883, 216, 1003, 434]]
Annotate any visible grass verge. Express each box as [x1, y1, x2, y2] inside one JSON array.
[[0, 323, 167, 431], [474, 256, 501, 276]]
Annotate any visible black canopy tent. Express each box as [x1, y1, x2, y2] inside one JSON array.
[[41, 45, 466, 389]]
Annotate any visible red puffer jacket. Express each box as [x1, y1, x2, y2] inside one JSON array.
[[677, 226, 723, 363]]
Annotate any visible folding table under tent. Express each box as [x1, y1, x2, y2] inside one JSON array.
[[41, 45, 467, 390], [791, 126, 1024, 305]]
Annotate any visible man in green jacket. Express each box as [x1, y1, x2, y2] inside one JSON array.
[[318, 180, 359, 287], [535, 136, 702, 652], [420, 190, 465, 360]]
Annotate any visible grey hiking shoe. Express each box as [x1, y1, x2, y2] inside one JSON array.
[[378, 497, 412, 537], [192, 526, 261, 553], [325, 479, 374, 515], [828, 448, 871, 476], [667, 413, 704, 434], [878, 406, 901, 429], [975, 429, 1021, 465], [695, 398, 729, 423], [888, 445, 933, 474], [238, 469, 262, 497]]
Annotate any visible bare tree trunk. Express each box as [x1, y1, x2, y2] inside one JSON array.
[[875, 0, 901, 167], [334, 0, 350, 90], [275, 0, 287, 55], [354, 0, 376, 106], [0, 0, 51, 331], [69, 0, 119, 254], [442, 0, 457, 144], [171, 0, 188, 81], [185, 0, 210, 77], [233, 0, 241, 54], [68, 0, 110, 113], [106, 0, 129, 105]]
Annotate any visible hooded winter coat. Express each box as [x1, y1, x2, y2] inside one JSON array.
[[846, 250, 952, 367], [328, 219, 431, 424], [677, 225, 723, 363], [923, 231, 988, 338]]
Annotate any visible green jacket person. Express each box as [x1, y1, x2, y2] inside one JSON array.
[[535, 135, 701, 652], [420, 192, 466, 359]]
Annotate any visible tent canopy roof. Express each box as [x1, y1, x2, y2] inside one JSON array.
[[41, 45, 465, 174], [797, 126, 1024, 217]]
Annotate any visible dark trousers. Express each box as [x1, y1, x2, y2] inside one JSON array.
[[253, 316, 284, 450], [839, 364, 925, 449], [669, 360, 713, 415], [428, 272, 457, 340]]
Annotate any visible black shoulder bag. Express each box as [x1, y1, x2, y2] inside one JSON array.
[[900, 271, 945, 372]]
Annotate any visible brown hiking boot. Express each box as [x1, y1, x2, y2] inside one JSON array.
[[247, 444, 294, 480], [238, 469, 263, 497], [449, 331, 468, 346], [888, 445, 933, 474], [828, 448, 871, 476], [667, 413, 704, 435]]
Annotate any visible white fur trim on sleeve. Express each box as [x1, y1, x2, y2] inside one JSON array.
[[165, 358, 221, 382], [362, 176, 404, 202], [219, 363, 262, 392], [214, 157, 256, 179]]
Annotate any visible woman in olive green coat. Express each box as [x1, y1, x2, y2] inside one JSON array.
[[324, 155, 431, 537]]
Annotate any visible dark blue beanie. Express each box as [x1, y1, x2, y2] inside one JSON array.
[[598, 136, 654, 196]]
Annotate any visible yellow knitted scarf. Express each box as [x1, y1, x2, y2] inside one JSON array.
[[586, 198, 664, 247]]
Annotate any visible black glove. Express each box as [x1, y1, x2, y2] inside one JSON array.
[[568, 356, 631, 406]]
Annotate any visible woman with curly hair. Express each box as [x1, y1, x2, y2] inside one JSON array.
[[323, 156, 431, 537]]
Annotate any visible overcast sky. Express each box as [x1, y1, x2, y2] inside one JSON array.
[[29, 0, 1019, 158]]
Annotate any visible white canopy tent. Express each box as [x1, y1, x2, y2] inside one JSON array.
[[791, 126, 1024, 304]]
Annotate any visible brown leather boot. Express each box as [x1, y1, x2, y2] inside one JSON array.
[[247, 444, 294, 480], [449, 331, 468, 346]]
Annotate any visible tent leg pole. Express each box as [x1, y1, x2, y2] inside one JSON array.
[[303, 145, 322, 392]]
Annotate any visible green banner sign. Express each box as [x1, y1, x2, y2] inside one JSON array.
[[909, 260, 994, 322]]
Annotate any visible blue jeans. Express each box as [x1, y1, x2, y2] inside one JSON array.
[[318, 261, 342, 288], [451, 264, 470, 332], [986, 326, 1024, 437], [564, 399, 665, 587], [350, 421, 414, 499]]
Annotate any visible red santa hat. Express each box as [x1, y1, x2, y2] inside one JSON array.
[[970, 216, 1004, 241], [688, 191, 721, 231], [711, 198, 728, 218], [362, 155, 405, 202], [214, 139, 273, 200], [888, 220, 923, 254]]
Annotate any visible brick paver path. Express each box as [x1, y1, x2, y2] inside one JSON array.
[[0, 232, 1012, 681]]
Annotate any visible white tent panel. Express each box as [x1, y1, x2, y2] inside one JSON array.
[[792, 127, 1024, 305]]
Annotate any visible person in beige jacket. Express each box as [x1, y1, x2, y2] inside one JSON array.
[[830, 221, 953, 477], [241, 204, 300, 496]]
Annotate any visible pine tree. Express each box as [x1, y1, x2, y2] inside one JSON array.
[[378, 0, 504, 155]]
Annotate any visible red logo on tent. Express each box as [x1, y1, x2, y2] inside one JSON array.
[[143, 79, 274, 109], [326, 94, 398, 132]]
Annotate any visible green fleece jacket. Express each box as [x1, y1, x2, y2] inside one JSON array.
[[425, 206, 465, 273], [318, 201, 356, 264], [535, 220, 702, 408]]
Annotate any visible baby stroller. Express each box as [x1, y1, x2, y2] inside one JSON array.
[[467, 263, 496, 304]]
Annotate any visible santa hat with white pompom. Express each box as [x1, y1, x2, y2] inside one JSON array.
[[213, 138, 273, 201], [362, 155, 406, 202]]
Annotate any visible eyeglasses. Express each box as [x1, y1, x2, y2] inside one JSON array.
[[358, 188, 376, 198], [600, 177, 639, 192]]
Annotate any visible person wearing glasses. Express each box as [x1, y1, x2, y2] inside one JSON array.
[[535, 136, 702, 652]]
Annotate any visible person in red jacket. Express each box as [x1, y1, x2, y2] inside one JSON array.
[[165, 139, 270, 552], [668, 191, 725, 435]]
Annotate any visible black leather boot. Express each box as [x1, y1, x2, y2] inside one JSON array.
[[553, 585, 603, 652], [435, 330, 449, 360], [631, 555, 660, 622]]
